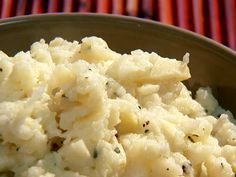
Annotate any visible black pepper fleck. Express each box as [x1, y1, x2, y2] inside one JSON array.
[[142, 123, 146, 127], [146, 121, 150, 125], [0, 68, 2, 72], [166, 168, 169, 171], [114, 147, 120, 154], [144, 129, 149, 133], [221, 162, 224, 168], [16, 147, 20, 151], [182, 164, 187, 173], [88, 68, 92, 71], [115, 133, 118, 138], [138, 105, 141, 109], [85, 76, 89, 79], [93, 149, 98, 159], [187, 136, 195, 143]]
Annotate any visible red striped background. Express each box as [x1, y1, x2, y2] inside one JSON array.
[[0, 0, 235, 50]]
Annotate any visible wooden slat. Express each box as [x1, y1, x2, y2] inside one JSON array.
[[1, 0, 13, 18], [63, 0, 73, 12], [112, 0, 124, 14], [32, 0, 43, 14], [126, 0, 139, 16], [158, 0, 173, 24], [48, 0, 59, 13], [192, 0, 204, 35], [176, 0, 191, 30], [208, 0, 222, 43], [79, 0, 92, 12], [142, 0, 154, 18], [224, 0, 236, 50], [97, 0, 109, 13], [16, 0, 27, 16]]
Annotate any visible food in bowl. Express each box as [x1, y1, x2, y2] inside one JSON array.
[[0, 37, 235, 177]]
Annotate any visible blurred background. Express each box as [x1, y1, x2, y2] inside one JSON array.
[[0, 0, 235, 50]]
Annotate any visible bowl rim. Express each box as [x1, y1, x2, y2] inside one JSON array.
[[0, 13, 235, 58]]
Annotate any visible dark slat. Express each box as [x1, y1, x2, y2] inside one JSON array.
[[142, 0, 154, 18], [79, 0, 92, 12]]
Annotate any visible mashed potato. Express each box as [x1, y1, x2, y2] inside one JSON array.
[[0, 37, 235, 177]]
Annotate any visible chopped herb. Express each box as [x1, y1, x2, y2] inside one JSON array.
[[88, 68, 92, 71], [142, 123, 146, 127], [144, 129, 149, 133], [146, 121, 150, 125], [187, 136, 195, 143], [16, 147, 20, 151], [166, 168, 169, 171], [205, 109, 208, 113], [138, 105, 141, 109], [114, 147, 120, 153], [93, 149, 98, 159], [0, 68, 2, 72], [54, 162, 56, 166], [85, 76, 89, 79], [105, 82, 109, 86]]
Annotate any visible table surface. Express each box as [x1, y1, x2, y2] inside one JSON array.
[[0, 0, 235, 51]]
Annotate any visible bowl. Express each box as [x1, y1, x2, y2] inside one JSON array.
[[0, 13, 235, 115]]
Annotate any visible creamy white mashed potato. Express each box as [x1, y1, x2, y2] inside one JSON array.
[[0, 37, 235, 177]]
